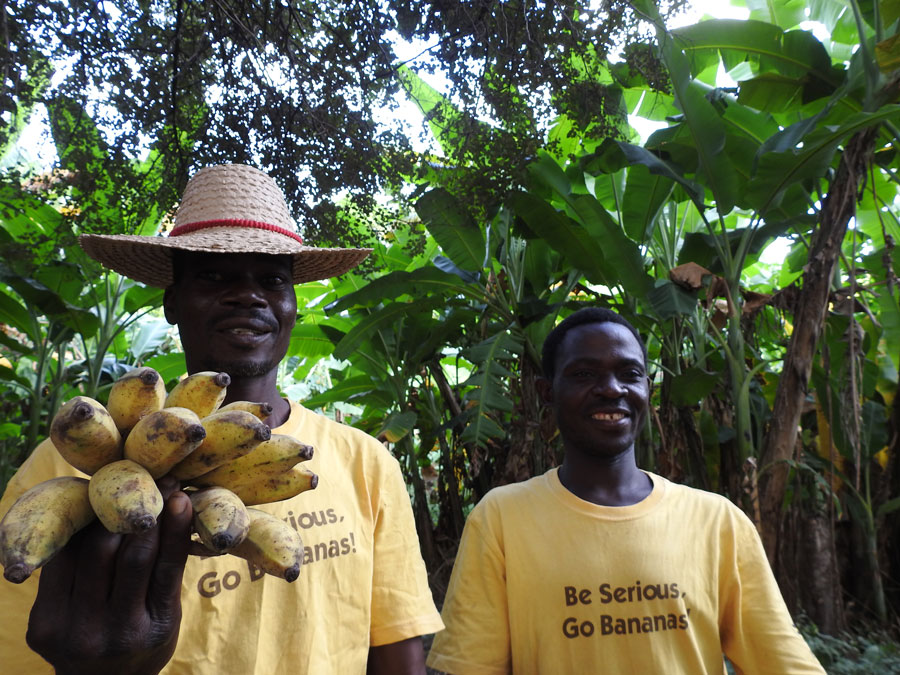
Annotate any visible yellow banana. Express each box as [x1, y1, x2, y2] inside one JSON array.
[[88, 459, 163, 534], [49, 396, 123, 475], [190, 434, 313, 490], [168, 409, 272, 481], [106, 366, 167, 434], [217, 400, 274, 423], [230, 507, 303, 582], [124, 406, 207, 478], [164, 371, 231, 418], [189, 486, 251, 553], [229, 465, 318, 506], [0, 476, 95, 583]]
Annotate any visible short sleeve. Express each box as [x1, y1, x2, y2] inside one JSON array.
[[719, 510, 825, 674], [426, 501, 510, 675]]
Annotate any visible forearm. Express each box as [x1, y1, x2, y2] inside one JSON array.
[[366, 636, 426, 675]]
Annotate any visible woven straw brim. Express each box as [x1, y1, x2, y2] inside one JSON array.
[[79, 228, 371, 288]]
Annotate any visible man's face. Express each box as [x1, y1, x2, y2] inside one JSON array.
[[163, 251, 297, 378], [539, 321, 650, 462]]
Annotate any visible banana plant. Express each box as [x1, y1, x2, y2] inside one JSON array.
[[0, 99, 175, 483]]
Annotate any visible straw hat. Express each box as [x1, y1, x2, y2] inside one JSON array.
[[79, 164, 372, 288]]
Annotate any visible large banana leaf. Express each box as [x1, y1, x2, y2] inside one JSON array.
[[746, 106, 900, 212], [507, 191, 612, 286], [415, 188, 487, 273], [327, 267, 474, 313], [331, 297, 445, 361], [0, 261, 99, 336]]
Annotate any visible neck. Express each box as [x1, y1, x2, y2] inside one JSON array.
[[192, 366, 291, 428], [557, 448, 652, 506]]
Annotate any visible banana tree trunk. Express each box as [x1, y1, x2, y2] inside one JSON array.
[[758, 127, 879, 563]]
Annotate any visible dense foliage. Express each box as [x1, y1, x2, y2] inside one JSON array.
[[2, 0, 900, 658], [1, 0, 682, 244]]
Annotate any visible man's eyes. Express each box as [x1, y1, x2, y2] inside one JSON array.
[[569, 369, 644, 380], [197, 270, 224, 282], [262, 275, 288, 287], [194, 271, 287, 286]]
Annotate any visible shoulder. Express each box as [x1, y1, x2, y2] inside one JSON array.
[[1, 438, 82, 518], [284, 402, 403, 488], [286, 401, 394, 457], [653, 474, 757, 531], [470, 472, 550, 519]]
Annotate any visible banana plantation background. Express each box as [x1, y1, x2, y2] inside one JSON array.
[[2, 0, 900, 668]]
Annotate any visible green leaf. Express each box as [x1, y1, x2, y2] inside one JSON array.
[[128, 318, 172, 361], [302, 375, 382, 408], [672, 19, 841, 92], [287, 323, 337, 360], [615, 141, 706, 207], [568, 195, 654, 297], [747, 106, 900, 212], [646, 280, 699, 320], [0, 286, 31, 334], [877, 496, 900, 518], [508, 191, 611, 285], [0, 422, 22, 441], [860, 400, 888, 461], [528, 152, 573, 198], [0, 326, 32, 355], [671, 367, 722, 406], [658, 25, 741, 215], [415, 188, 486, 272], [376, 410, 418, 443], [0, 262, 100, 337], [622, 164, 675, 242], [327, 267, 471, 313], [332, 297, 443, 361], [0, 364, 31, 389], [460, 330, 523, 446], [143, 352, 187, 387], [737, 72, 806, 111], [123, 284, 164, 314]]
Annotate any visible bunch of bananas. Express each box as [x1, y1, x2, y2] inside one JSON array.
[[0, 368, 315, 585]]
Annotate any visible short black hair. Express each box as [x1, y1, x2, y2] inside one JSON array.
[[541, 307, 647, 379]]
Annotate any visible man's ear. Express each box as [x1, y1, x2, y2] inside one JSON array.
[[535, 376, 554, 405], [163, 287, 177, 326]]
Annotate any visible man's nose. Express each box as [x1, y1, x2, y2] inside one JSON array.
[[591, 375, 624, 397], [222, 280, 268, 306]]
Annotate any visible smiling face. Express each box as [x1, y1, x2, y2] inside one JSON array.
[[538, 321, 650, 463], [163, 251, 297, 378]]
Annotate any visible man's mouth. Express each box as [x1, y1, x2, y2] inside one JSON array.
[[226, 327, 266, 336], [591, 411, 627, 421]]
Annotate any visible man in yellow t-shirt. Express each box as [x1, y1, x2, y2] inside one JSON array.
[[0, 164, 443, 674], [427, 307, 824, 675]]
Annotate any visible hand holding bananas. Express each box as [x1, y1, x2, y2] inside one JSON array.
[[0, 368, 317, 584], [25, 476, 193, 675]]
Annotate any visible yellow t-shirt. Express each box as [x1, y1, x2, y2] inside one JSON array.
[[427, 469, 825, 675], [0, 400, 443, 674]]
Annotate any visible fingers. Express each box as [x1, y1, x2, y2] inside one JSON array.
[[28, 523, 120, 659], [28, 530, 80, 653], [73, 524, 125, 611], [147, 492, 192, 623], [33, 526, 81, 611], [187, 540, 223, 557]]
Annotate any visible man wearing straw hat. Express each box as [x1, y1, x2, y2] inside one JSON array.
[[0, 164, 444, 674]]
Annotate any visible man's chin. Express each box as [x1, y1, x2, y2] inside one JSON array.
[[205, 359, 278, 378]]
